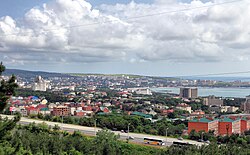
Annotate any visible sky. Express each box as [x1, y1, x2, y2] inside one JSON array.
[[0, 0, 250, 76]]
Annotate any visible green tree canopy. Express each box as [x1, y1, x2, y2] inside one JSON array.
[[0, 62, 18, 112], [0, 62, 20, 141]]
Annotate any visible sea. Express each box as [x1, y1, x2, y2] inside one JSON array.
[[151, 87, 250, 98]]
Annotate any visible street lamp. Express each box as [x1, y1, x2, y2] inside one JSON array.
[[127, 123, 130, 142]]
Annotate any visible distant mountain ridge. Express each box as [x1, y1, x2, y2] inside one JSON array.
[[185, 76, 250, 82], [3, 69, 70, 78], [3, 69, 250, 82]]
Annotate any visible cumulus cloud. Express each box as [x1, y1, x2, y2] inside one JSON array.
[[0, 0, 250, 66]]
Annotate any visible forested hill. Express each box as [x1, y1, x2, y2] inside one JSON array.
[[3, 69, 71, 78]]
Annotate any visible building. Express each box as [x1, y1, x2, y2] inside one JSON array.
[[221, 114, 250, 120], [74, 110, 86, 117], [241, 96, 250, 113], [218, 118, 241, 136], [227, 106, 239, 113], [39, 107, 50, 115], [208, 105, 221, 113], [190, 110, 205, 116], [20, 108, 28, 116], [99, 107, 110, 113], [131, 111, 152, 119], [127, 87, 152, 95], [188, 116, 248, 136], [52, 106, 70, 116], [82, 105, 92, 111], [189, 115, 250, 136], [203, 95, 223, 106], [26, 107, 39, 115], [179, 88, 198, 99], [221, 114, 250, 133], [32, 76, 50, 91], [209, 105, 239, 113], [241, 118, 249, 134], [161, 109, 174, 116], [188, 118, 218, 135], [176, 103, 192, 113]]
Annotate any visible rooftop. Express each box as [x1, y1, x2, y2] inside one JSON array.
[[219, 117, 240, 122], [189, 117, 217, 123], [131, 111, 152, 118]]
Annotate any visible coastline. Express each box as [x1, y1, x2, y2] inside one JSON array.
[[150, 87, 250, 98]]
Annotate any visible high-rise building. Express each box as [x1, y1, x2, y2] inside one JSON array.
[[203, 95, 223, 106], [179, 88, 198, 98], [32, 76, 50, 91], [241, 96, 250, 113]]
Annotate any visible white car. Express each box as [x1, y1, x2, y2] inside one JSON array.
[[126, 136, 134, 140]]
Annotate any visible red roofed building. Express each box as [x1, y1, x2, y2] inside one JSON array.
[[99, 107, 110, 113], [118, 91, 129, 95], [36, 104, 47, 110], [95, 102, 102, 106], [161, 109, 174, 116], [190, 110, 205, 118], [11, 100, 20, 105], [26, 106, 39, 115], [74, 110, 86, 117], [83, 106, 92, 111]]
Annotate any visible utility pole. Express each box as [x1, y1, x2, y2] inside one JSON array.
[[201, 132, 204, 141], [94, 119, 97, 136], [166, 128, 168, 146], [61, 114, 63, 131]]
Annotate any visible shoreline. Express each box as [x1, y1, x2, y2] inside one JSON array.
[[150, 87, 250, 98]]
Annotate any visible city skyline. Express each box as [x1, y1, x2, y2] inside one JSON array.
[[0, 0, 250, 76]]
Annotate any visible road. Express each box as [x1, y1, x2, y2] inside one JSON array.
[[1, 114, 205, 147]]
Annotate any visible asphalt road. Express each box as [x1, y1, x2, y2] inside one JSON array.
[[1, 114, 205, 147]]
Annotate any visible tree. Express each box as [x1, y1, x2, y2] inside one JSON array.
[[0, 62, 18, 112], [92, 130, 121, 155], [0, 62, 20, 141], [189, 129, 200, 140]]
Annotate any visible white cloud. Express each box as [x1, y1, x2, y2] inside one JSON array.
[[0, 0, 250, 66]]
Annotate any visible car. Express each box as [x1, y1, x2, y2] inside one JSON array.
[[121, 130, 124, 133], [205, 140, 210, 144], [126, 136, 134, 140], [178, 137, 183, 140], [198, 139, 204, 142]]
